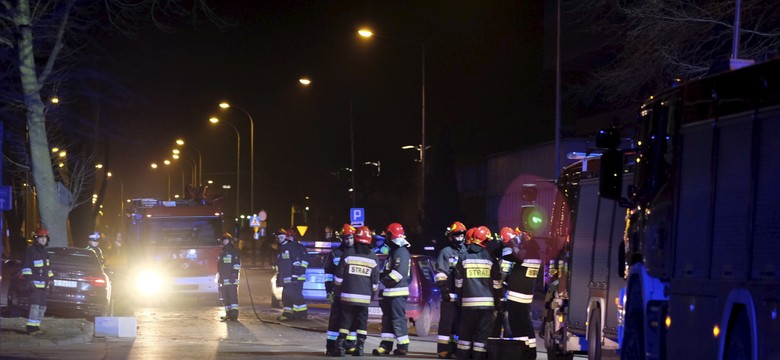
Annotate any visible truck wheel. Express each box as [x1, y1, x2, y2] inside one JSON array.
[[621, 280, 644, 360], [724, 306, 752, 360], [588, 306, 602, 360], [414, 304, 432, 337]]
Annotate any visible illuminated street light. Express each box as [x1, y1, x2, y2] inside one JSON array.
[[209, 116, 241, 221], [172, 149, 180, 155], [51, 147, 59, 153], [176, 139, 184, 146], [359, 27, 427, 228], [298, 78, 311, 85], [219, 101, 256, 214], [58, 151, 67, 158], [95, 164, 104, 169], [150, 163, 158, 169]]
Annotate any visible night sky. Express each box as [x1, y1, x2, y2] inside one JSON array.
[[95, 1, 553, 232]]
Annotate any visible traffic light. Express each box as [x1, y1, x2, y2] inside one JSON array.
[[521, 205, 547, 235]]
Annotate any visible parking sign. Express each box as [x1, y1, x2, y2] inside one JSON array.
[[350, 208, 364, 227]]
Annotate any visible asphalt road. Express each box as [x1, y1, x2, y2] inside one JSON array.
[[0, 265, 597, 359]]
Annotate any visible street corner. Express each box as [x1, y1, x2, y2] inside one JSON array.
[[0, 317, 95, 349]]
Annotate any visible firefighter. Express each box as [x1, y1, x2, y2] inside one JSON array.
[[325, 224, 358, 355], [276, 228, 309, 320], [454, 226, 503, 360], [217, 232, 241, 322], [372, 222, 412, 356], [333, 225, 381, 357], [22, 228, 54, 335], [499, 226, 542, 359], [86, 231, 105, 266], [434, 221, 468, 359]]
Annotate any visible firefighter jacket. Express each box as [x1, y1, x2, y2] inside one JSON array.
[[218, 242, 241, 285], [277, 240, 309, 285], [454, 243, 503, 310], [86, 244, 105, 266], [333, 246, 380, 306], [22, 243, 54, 289], [434, 242, 465, 301], [500, 236, 541, 304], [324, 244, 354, 294], [379, 238, 411, 297]]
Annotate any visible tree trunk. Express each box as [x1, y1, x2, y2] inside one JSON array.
[[16, 0, 70, 247]]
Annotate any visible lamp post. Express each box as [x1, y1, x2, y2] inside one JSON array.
[[358, 28, 426, 225], [150, 162, 171, 200], [298, 77, 357, 208], [219, 102, 255, 214], [209, 117, 241, 224], [176, 138, 203, 186]]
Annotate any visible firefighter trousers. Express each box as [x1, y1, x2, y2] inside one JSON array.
[[326, 298, 356, 353], [282, 281, 306, 318], [338, 303, 368, 343], [221, 284, 239, 312], [457, 308, 494, 360], [507, 301, 537, 359], [378, 296, 409, 350], [437, 300, 461, 353], [27, 288, 48, 330]]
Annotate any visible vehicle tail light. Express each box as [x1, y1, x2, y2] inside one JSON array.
[[85, 276, 107, 287]]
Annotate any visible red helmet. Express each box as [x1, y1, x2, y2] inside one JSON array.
[[448, 221, 467, 235], [219, 232, 235, 243], [341, 224, 356, 236], [500, 227, 517, 243], [285, 228, 297, 239], [275, 227, 287, 236], [471, 226, 492, 247], [465, 227, 477, 244], [355, 226, 372, 245], [34, 228, 49, 237], [386, 223, 405, 238]]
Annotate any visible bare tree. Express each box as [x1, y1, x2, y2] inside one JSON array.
[[0, 0, 226, 247], [565, 0, 780, 107]]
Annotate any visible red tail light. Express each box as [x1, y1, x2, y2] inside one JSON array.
[[85, 276, 107, 287]]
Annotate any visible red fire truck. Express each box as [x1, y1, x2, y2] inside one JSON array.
[[598, 58, 780, 359], [125, 198, 225, 302]]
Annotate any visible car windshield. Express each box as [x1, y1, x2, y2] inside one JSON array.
[[48, 250, 101, 270], [142, 217, 221, 246]]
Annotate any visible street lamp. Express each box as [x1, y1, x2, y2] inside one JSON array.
[[358, 27, 427, 225], [209, 116, 241, 222], [176, 138, 203, 187], [219, 101, 255, 214], [151, 162, 171, 200], [298, 77, 357, 207]]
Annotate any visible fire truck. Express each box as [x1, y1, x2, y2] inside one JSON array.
[[542, 155, 632, 360], [597, 58, 780, 359], [125, 198, 225, 302]]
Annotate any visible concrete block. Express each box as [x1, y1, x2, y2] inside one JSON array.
[[94, 317, 137, 337]]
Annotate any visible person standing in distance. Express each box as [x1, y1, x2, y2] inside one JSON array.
[[373, 223, 412, 356], [276, 228, 309, 320], [333, 225, 380, 357], [434, 221, 468, 358], [86, 232, 105, 266], [218, 232, 241, 321], [324, 224, 358, 355], [22, 228, 54, 335]]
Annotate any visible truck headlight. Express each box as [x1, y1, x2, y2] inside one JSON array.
[[136, 269, 164, 295]]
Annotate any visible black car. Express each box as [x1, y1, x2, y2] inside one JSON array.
[[6, 247, 112, 319]]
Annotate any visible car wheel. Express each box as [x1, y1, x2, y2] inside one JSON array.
[[414, 304, 432, 337]]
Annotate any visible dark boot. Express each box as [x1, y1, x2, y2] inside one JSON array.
[[229, 309, 239, 321], [326, 339, 336, 356], [393, 343, 408, 356], [352, 337, 365, 356], [26, 325, 40, 334], [333, 337, 346, 357], [372, 341, 393, 355]]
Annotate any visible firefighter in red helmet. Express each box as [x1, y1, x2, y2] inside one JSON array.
[[454, 225, 503, 360], [434, 221, 468, 358], [333, 225, 380, 356], [276, 227, 309, 320], [22, 228, 54, 334], [499, 227, 542, 359], [324, 224, 358, 355], [373, 223, 412, 356], [217, 232, 241, 321]]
